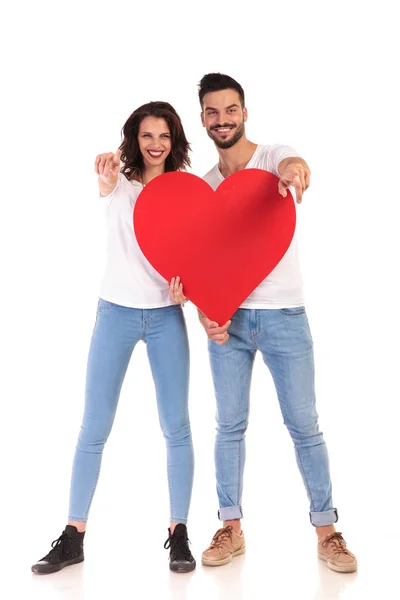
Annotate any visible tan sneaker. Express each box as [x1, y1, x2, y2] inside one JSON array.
[[202, 526, 245, 567], [318, 532, 357, 573]]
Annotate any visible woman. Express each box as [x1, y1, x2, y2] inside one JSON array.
[[32, 102, 195, 574]]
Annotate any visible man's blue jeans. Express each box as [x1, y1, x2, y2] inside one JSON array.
[[208, 307, 338, 527]]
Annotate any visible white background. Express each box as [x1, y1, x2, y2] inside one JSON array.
[[1, 1, 399, 598]]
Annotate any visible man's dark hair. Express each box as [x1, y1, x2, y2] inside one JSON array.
[[198, 73, 245, 108]]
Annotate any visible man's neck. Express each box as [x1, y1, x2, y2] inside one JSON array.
[[217, 138, 258, 178]]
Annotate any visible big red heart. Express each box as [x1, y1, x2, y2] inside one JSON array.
[[134, 169, 295, 324]]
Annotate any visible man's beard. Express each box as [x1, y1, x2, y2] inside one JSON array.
[[207, 121, 245, 149]]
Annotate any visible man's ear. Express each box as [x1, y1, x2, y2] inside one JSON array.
[[200, 111, 205, 127], [243, 107, 248, 122]]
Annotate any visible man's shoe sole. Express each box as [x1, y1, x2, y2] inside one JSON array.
[[318, 553, 357, 573], [202, 546, 246, 567], [31, 556, 84, 574]]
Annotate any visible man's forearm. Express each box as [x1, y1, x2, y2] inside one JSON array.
[[278, 156, 309, 175]]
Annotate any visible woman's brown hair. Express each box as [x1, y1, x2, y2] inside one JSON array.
[[119, 101, 191, 181]]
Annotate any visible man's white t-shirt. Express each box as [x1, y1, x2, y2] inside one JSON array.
[[203, 144, 305, 309], [99, 172, 172, 308]]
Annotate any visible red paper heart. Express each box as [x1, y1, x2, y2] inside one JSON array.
[[134, 169, 295, 324]]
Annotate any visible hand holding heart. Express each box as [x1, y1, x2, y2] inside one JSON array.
[[169, 276, 188, 304], [198, 311, 231, 345]]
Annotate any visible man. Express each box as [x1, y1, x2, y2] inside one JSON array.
[[197, 73, 357, 573]]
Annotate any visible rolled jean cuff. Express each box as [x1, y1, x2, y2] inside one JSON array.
[[309, 508, 338, 527], [218, 505, 243, 520], [171, 516, 188, 525]]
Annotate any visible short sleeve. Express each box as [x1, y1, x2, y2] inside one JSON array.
[[262, 145, 300, 176]]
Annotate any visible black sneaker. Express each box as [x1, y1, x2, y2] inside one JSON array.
[[31, 525, 85, 574], [164, 524, 196, 573]]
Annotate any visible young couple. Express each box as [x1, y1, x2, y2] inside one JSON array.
[[32, 73, 357, 576]]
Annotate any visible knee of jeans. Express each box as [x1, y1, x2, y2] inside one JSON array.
[[161, 420, 192, 445], [76, 435, 108, 454], [77, 423, 111, 453], [285, 417, 324, 447], [217, 417, 248, 441]]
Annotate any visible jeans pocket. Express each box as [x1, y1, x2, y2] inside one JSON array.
[[279, 306, 306, 316], [97, 298, 115, 313]]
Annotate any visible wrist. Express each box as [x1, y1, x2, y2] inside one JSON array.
[[99, 177, 117, 196]]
